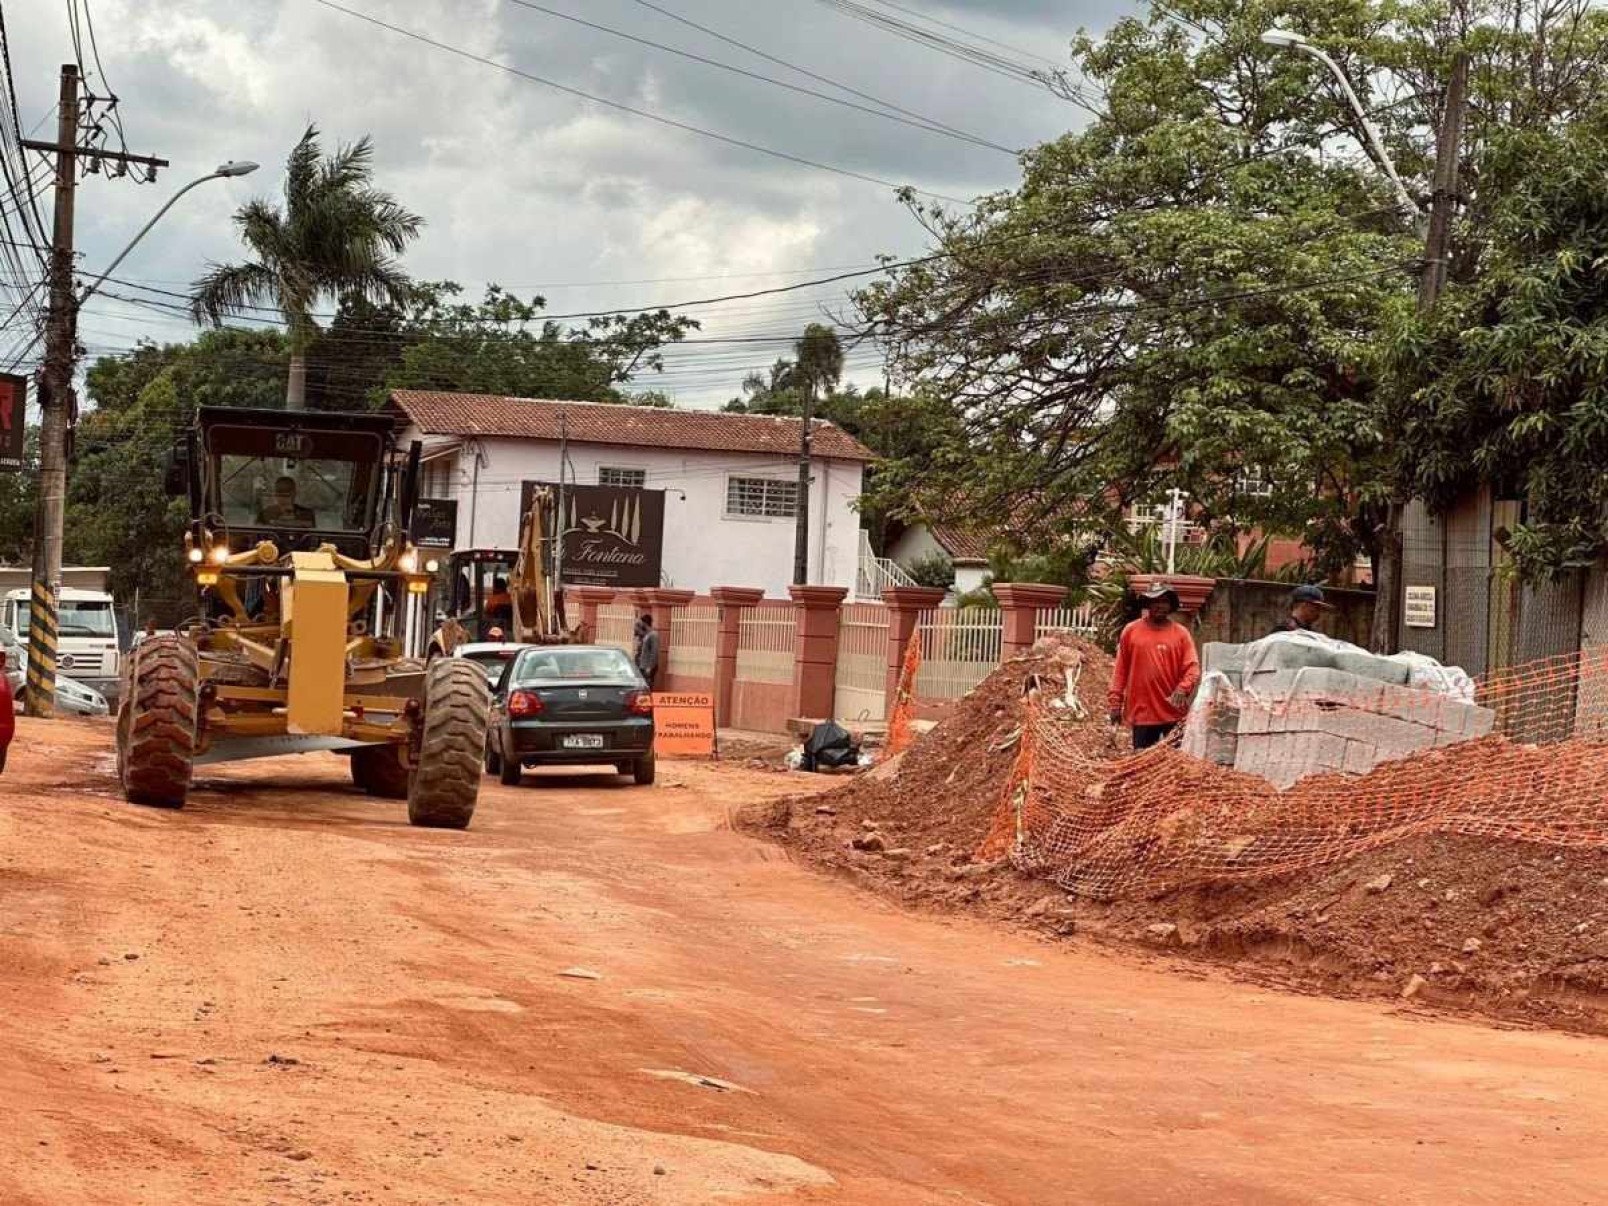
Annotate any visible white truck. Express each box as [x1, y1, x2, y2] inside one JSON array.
[[3, 586, 122, 706]]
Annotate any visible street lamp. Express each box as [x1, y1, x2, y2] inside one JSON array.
[[1260, 29, 1422, 220], [77, 160, 260, 307]]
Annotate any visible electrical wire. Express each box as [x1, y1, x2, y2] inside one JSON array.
[[622, 0, 1017, 154], [503, 0, 1018, 155], [311, 0, 976, 206]]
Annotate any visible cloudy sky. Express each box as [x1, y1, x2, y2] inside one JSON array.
[[6, 0, 1136, 408]]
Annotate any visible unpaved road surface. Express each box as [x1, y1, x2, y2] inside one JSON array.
[[4, 718, 1608, 1204]]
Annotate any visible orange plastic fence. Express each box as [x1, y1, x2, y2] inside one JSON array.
[[983, 646, 1608, 900], [887, 638, 923, 756]]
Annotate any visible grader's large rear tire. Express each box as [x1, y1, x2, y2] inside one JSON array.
[[351, 744, 410, 799], [407, 658, 489, 829], [117, 636, 198, 809]]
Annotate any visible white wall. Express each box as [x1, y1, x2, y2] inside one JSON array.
[[888, 523, 946, 569], [407, 432, 864, 598]]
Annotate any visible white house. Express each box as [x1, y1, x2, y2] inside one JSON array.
[[390, 391, 873, 598], [888, 522, 992, 597]]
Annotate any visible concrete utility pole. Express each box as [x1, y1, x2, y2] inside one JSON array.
[[792, 380, 813, 586], [1369, 51, 1469, 655], [22, 65, 81, 718], [20, 64, 170, 716]]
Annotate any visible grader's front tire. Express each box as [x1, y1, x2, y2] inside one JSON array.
[[407, 658, 489, 830], [118, 636, 198, 809]]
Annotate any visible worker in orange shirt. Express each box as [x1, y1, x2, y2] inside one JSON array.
[[1107, 582, 1201, 751]]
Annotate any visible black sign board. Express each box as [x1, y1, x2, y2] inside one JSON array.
[[521, 481, 665, 588], [0, 373, 25, 472], [411, 498, 459, 549]]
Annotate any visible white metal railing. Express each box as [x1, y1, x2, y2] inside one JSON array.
[[595, 602, 636, 653], [912, 607, 1003, 700], [856, 530, 917, 600], [1035, 601, 1102, 640], [669, 603, 718, 679], [735, 600, 796, 685], [835, 600, 889, 721]]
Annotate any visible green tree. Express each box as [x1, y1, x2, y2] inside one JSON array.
[[854, 0, 1608, 584], [1390, 105, 1608, 579], [190, 125, 423, 410], [382, 284, 696, 404]]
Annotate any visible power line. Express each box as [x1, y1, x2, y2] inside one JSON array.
[[502, 0, 1017, 156], [310, 0, 975, 206], [622, 0, 1017, 154]]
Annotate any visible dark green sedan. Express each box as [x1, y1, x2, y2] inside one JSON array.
[[485, 645, 656, 786]]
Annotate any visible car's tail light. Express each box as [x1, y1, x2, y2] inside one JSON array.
[[626, 690, 654, 716], [508, 689, 544, 717]]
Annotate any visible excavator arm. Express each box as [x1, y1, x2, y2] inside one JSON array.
[[509, 485, 557, 643]]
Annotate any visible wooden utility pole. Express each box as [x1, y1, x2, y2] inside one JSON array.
[[23, 64, 81, 717], [792, 380, 813, 586], [1370, 50, 1469, 655]]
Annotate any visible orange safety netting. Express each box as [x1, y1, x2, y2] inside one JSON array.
[[887, 638, 923, 756], [981, 646, 1608, 900]]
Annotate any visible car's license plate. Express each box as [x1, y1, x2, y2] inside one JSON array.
[[562, 734, 605, 750]]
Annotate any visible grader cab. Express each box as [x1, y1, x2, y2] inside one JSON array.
[[117, 407, 490, 828]]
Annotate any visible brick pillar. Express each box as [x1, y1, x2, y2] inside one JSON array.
[[647, 588, 695, 685], [570, 586, 615, 643], [993, 582, 1068, 659], [882, 586, 948, 714], [710, 587, 765, 727], [788, 585, 849, 721]]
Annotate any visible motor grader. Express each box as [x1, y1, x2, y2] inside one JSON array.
[[116, 406, 490, 828]]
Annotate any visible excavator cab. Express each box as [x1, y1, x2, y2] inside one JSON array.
[[433, 549, 519, 651], [121, 407, 491, 828]]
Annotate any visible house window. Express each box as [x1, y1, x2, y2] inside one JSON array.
[[598, 466, 646, 489], [726, 476, 798, 519], [1237, 466, 1275, 498]]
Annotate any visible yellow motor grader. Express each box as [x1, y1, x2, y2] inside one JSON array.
[[117, 406, 489, 828]]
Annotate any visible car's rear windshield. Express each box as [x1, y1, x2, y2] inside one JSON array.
[[462, 649, 521, 680], [516, 647, 639, 685]]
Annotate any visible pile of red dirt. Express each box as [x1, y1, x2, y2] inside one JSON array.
[[738, 633, 1608, 1034], [1076, 832, 1608, 1034], [743, 636, 1121, 923]]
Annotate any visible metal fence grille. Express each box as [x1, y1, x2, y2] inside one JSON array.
[[913, 607, 1003, 700], [735, 600, 796, 685], [669, 603, 718, 678], [835, 601, 889, 721], [595, 602, 636, 653], [1035, 601, 1101, 640]]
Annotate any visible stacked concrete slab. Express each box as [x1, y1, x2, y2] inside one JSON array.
[[1183, 638, 1495, 789]]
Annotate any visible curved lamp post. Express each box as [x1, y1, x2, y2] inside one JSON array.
[[77, 160, 260, 307], [1260, 29, 1422, 221]]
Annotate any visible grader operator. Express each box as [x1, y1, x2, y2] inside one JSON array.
[[117, 407, 490, 828]]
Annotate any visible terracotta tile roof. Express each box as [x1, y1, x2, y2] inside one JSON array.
[[389, 391, 875, 462], [929, 524, 992, 564]]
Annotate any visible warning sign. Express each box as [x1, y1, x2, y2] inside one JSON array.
[[652, 692, 716, 759]]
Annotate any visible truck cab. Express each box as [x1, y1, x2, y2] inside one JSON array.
[[3, 586, 121, 704]]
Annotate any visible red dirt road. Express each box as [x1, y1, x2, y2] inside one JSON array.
[[3, 718, 1608, 1204]]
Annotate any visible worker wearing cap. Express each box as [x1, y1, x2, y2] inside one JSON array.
[[1107, 582, 1201, 751], [1272, 584, 1336, 635]]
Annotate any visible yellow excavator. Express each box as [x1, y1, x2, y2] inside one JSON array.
[[117, 407, 489, 828], [426, 484, 579, 658]]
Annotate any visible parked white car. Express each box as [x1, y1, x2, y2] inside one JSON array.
[[0, 624, 111, 716]]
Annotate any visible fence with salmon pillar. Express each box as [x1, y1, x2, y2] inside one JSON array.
[[667, 602, 718, 694], [912, 607, 1003, 705], [1034, 601, 1102, 642], [983, 646, 1608, 901], [732, 599, 797, 732], [594, 602, 637, 654], [834, 601, 889, 724]]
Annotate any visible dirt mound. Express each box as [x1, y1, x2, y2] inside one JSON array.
[[738, 634, 1608, 1034], [743, 637, 1120, 921], [1075, 832, 1608, 1033]]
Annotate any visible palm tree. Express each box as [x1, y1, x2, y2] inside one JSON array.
[[190, 125, 423, 409]]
